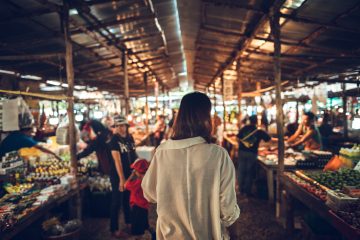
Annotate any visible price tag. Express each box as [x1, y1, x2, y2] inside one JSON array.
[[354, 161, 360, 172]]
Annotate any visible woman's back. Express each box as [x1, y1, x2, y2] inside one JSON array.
[[142, 137, 239, 239]]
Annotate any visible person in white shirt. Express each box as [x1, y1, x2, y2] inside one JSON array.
[[142, 92, 240, 240]]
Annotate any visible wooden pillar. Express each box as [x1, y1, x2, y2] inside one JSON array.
[[270, 12, 285, 218], [213, 83, 217, 112], [221, 74, 227, 131], [144, 73, 149, 134], [237, 59, 243, 129], [122, 50, 129, 115], [63, 1, 77, 176], [62, 0, 80, 218], [342, 83, 348, 139], [162, 85, 166, 116], [155, 81, 159, 118]]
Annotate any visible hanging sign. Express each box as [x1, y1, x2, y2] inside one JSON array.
[[223, 79, 234, 101]]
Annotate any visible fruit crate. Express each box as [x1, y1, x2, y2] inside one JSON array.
[[326, 190, 358, 211], [328, 210, 360, 240]]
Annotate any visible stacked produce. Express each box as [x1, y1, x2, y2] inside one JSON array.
[[336, 200, 360, 230], [27, 156, 70, 187], [284, 172, 327, 201], [308, 169, 360, 190], [88, 175, 111, 192], [42, 217, 82, 237]]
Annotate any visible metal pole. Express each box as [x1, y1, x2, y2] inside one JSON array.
[[62, 0, 80, 218], [221, 74, 227, 131], [270, 12, 285, 218], [122, 50, 129, 115], [237, 59, 243, 129], [144, 73, 149, 134], [342, 83, 348, 139]]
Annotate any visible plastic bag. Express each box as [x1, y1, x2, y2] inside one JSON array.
[[56, 115, 80, 145], [18, 97, 34, 129]]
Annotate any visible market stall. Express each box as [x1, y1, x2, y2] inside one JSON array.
[[281, 146, 360, 240]]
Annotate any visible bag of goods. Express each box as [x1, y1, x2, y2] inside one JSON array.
[[323, 155, 352, 171]]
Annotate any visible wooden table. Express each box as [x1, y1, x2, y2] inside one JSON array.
[[0, 185, 86, 240], [282, 174, 360, 240], [257, 158, 297, 203]]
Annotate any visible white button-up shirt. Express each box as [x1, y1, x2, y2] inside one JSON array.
[[142, 136, 240, 239]]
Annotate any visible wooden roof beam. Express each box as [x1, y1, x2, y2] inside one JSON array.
[[207, 0, 287, 87]]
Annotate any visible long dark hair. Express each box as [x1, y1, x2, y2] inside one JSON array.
[[172, 92, 212, 143]]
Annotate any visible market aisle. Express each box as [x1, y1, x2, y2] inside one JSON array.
[[80, 197, 302, 240]]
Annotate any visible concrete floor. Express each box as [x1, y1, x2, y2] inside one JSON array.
[[80, 196, 302, 240]]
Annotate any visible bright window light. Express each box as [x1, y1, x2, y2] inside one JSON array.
[[74, 85, 86, 90], [49, 117, 59, 125], [75, 114, 84, 122], [93, 111, 103, 119]]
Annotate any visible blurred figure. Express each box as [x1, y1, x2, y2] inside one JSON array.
[[211, 112, 222, 143], [76, 120, 112, 175], [153, 115, 166, 146], [319, 113, 333, 150], [165, 109, 177, 139], [287, 112, 322, 150], [237, 115, 271, 198]]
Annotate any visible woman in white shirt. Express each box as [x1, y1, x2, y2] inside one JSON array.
[[142, 92, 240, 240]]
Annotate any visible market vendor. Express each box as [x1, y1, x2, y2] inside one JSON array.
[[0, 126, 62, 161], [287, 112, 322, 150]]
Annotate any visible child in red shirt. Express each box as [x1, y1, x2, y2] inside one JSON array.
[[125, 159, 154, 239]]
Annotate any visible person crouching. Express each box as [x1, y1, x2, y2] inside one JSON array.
[[125, 159, 155, 239]]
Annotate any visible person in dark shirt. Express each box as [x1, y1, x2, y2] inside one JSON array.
[[108, 115, 138, 238], [0, 127, 61, 160], [319, 113, 333, 150], [76, 120, 112, 175], [237, 115, 271, 197]]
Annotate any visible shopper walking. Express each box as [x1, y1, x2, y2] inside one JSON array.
[[109, 116, 138, 238], [142, 92, 240, 240], [237, 115, 271, 198]]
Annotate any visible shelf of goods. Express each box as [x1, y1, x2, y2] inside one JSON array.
[[283, 169, 360, 239], [0, 150, 94, 239], [258, 149, 332, 169]]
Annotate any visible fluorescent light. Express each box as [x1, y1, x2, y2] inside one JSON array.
[[20, 74, 42, 80], [61, 83, 69, 88], [0, 69, 16, 75], [46, 80, 62, 86]]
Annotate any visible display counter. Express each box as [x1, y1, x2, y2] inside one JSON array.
[[282, 172, 360, 240]]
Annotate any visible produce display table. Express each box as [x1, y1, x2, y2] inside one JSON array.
[[281, 174, 360, 240], [223, 134, 238, 161], [0, 184, 87, 240], [257, 158, 297, 203]]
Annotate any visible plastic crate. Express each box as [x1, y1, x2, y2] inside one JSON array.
[[326, 190, 358, 211]]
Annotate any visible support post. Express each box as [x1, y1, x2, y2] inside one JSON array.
[[237, 59, 243, 129], [221, 74, 227, 132], [144, 73, 149, 134], [342, 83, 348, 139], [155, 81, 159, 118], [270, 12, 285, 218], [162, 85, 166, 116], [213, 83, 217, 112], [122, 50, 129, 115], [62, 0, 80, 218]]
